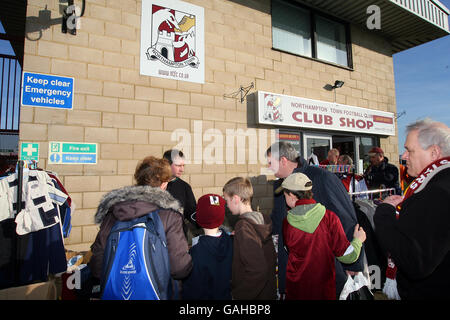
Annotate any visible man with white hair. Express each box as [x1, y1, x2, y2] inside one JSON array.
[[374, 118, 450, 299]]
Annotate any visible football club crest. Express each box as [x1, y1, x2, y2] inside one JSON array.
[[140, 0, 205, 83], [263, 94, 283, 122]]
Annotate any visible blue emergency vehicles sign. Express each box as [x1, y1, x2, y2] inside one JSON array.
[[21, 72, 74, 109]]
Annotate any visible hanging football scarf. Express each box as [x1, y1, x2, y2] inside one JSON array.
[[397, 157, 450, 211], [383, 157, 450, 299]]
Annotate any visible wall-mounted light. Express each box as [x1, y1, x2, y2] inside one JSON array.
[[332, 80, 345, 89], [330, 80, 344, 103]]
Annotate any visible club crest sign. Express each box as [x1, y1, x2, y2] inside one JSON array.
[[263, 93, 284, 123], [140, 0, 204, 83]]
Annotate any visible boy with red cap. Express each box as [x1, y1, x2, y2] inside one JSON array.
[[181, 194, 233, 300]]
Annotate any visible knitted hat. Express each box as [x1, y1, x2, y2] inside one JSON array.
[[194, 194, 225, 229]]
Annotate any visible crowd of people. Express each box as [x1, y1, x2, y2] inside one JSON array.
[[88, 118, 450, 300]]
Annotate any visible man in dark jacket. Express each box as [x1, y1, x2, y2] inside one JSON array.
[[364, 147, 401, 195], [374, 118, 450, 299], [163, 149, 197, 224], [266, 141, 364, 299]]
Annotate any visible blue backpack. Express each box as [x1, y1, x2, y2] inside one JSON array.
[[100, 210, 172, 300]]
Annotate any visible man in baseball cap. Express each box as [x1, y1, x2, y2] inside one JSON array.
[[364, 146, 401, 194]]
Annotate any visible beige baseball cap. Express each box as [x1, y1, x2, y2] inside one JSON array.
[[275, 172, 313, 194]]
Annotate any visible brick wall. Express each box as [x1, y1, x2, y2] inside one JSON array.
[[21, 0, 398, 250]]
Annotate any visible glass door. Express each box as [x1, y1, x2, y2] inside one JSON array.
[[302, 133, 332, 164]]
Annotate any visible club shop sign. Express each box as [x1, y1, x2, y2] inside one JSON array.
[[256, 91, 395, 136], [140, 0, 204, 83]]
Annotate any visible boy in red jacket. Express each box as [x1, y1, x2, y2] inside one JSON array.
[[279, 173, 366, 300]]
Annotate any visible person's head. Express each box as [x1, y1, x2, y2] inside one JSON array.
[[275, 172, 313, 209], [368, 147, 384, 166], [134, 156, 172, 190], [222, 177, 253, 215], [338, 154, 353, 166], [163, 149, 185, 178], [327, 148, 340, 165], [194, 194, 225, 231], [402, 118, 450, 177], [265, 141, 299, 178]]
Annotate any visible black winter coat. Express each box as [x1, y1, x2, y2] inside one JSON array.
[[374, 165, 450, 299], [364, 157, 401, 194]]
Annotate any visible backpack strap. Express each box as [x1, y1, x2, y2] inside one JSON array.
[[145, 209, 167, 246]]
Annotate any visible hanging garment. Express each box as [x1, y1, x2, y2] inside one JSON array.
[[0, 178, 14, 222], [0, 168, 70, 289], [308, 153, 319, 165], [354, 199, 377, 230], [3, 170, 68, 235]]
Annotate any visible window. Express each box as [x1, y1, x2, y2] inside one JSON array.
[[271, 0, 352, 68], [315, 16, 348, 67], [272, 1, 311, 57], [359, 136, 379, 171]]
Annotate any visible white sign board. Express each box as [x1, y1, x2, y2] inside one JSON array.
[[140, 0, 205, 83], [256, 91, 396, 136]]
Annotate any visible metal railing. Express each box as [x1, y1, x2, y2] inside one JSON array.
[[391, 0, 450, 31], [0, 54, 21, 133]]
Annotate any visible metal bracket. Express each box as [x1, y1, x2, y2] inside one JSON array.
[[395, 110, 406, 120], [223, 82, 254, 103]]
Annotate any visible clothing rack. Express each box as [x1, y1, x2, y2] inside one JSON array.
[[0, 161, 72, 290], [316, 164, 355, 173], [349, 187, 396, 201], [348, 187, 396, 196], [315, 164, 358, 201]]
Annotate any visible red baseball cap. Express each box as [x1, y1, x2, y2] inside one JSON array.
[[368, 147, 384, 155], [194, 194, 225, 229]]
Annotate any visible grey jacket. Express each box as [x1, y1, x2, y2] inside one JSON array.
[[89, 185, 192, 280]]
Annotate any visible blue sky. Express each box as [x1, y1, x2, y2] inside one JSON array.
[[393, 0, 450, 155]]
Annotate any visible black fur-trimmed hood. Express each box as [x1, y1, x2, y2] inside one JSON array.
[[94, 185, 183, 224]]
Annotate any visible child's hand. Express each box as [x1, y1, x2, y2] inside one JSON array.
[[353, 224, 366, 243]]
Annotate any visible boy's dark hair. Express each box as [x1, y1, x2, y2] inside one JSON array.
[[284, 189, 313, 200], [163, 149, 184, 165]]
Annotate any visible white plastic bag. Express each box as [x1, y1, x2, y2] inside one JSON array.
[[339, 272, 371, 300]]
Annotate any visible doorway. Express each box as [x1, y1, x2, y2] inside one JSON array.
[[332, 135, 356, 163], [302, 133, 332, 164]]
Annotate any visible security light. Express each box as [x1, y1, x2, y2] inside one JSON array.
[[333, 80, 345, 89]]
